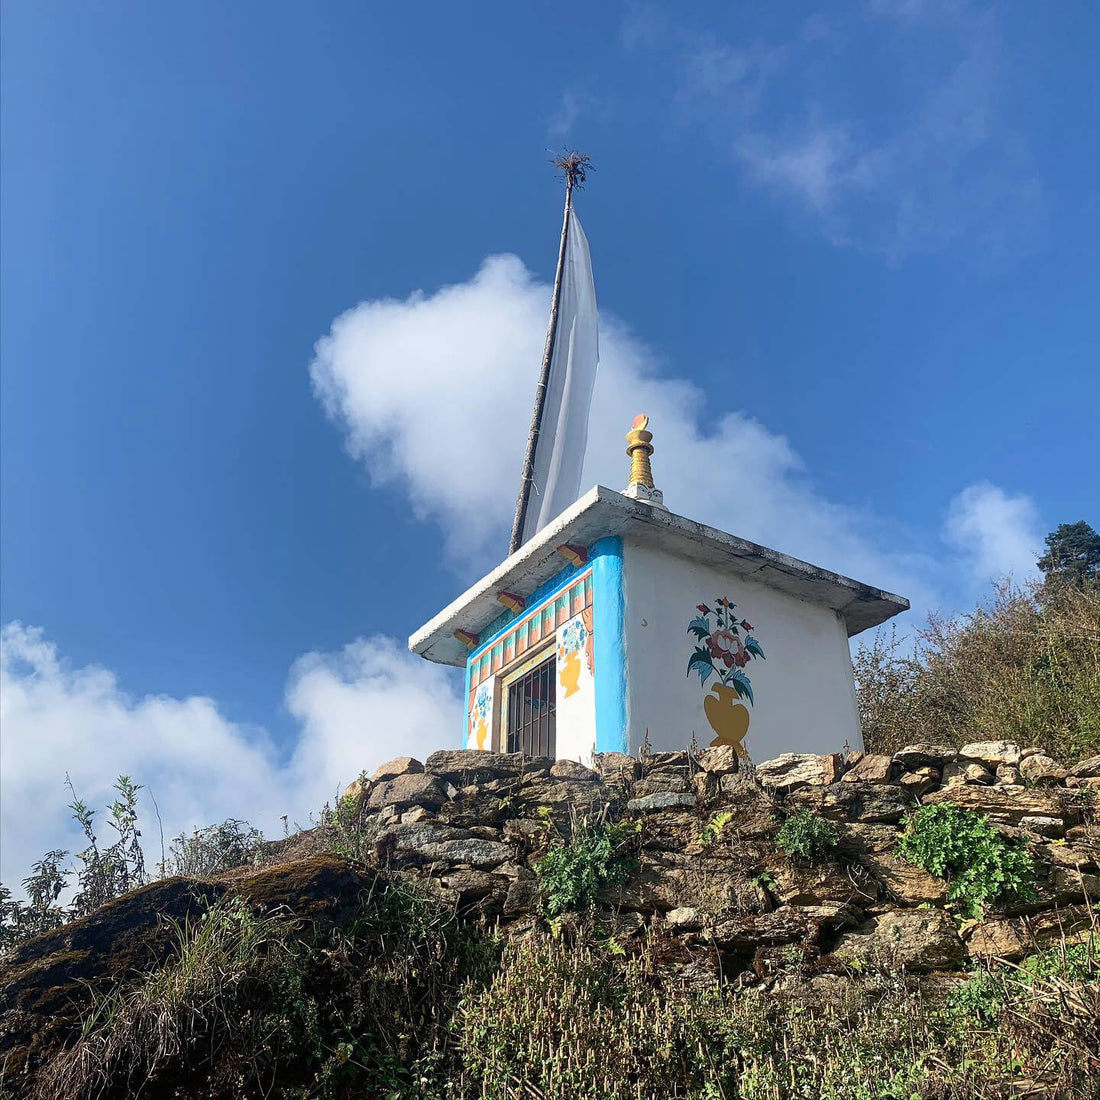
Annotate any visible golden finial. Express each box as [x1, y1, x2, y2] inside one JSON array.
[[623, 414, 667, 509], [626, 414, 655, 489]]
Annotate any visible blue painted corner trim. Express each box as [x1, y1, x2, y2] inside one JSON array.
[[462, 657, 472, 749], [592, 536, 627, 753]]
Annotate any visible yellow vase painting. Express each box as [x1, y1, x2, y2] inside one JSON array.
[[703, 683, 751, 756], [557, 616, 590, 699], [559, 650, 581, 697], [686, 597, 765, 757]]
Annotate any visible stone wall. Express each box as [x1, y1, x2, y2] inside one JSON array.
[[345, 742, 1099, 977]]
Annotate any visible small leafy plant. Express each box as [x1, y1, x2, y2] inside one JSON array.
[[535, 817, 639, 917], [776, 810, 839, 862], [896, 803, 1034, 917], [698, 810, 734, 848]]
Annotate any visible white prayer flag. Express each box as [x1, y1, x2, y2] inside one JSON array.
[[520, 207, 599, 544]]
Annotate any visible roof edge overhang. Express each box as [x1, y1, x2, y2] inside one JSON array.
[[409, 486, 909, 667]]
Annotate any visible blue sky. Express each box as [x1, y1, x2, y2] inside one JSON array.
[[2, 1, 1097, 882]]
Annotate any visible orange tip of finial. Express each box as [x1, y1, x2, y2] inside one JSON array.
[[632, 413, 649, 431]]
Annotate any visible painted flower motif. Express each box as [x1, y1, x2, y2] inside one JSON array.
[[707, 628, 737, 664], [687, 596, 765, 696]]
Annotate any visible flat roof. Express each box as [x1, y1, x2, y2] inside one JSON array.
[[409, 485, 909, 667]]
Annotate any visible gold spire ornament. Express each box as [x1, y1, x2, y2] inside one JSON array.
[[622, 414, 667, 510]]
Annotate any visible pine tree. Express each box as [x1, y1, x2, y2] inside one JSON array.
[[1037, 521, 1100, 589]]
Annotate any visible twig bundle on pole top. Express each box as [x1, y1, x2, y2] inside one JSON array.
[[553, 151, 592, 190]]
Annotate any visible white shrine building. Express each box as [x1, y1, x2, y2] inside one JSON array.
[[409, 418, 908, 765]]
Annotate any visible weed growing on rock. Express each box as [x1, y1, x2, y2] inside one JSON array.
[[896, 803, 1034, 916], [697, 810, 734, 848], [776, 809, 839, 862], [535, 816, 639, 917]]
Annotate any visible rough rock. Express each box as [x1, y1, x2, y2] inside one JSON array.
[[995, 764, 1022, 785], [712, 904, 860, 950], [502, 878, 539, 916], [644, 751, 690, 770], [501, 818, 546, 844], [755, 753, 844, 792], [665, 906, 704, 932], [371, 756, 424, 782], [1037, 841, 1100, 872], [859, 852, 946, 905], [1069, 754, 1100, 779], [922, 785, 1079, 835], [959, 741, 1022, 768], [341, 777, 366, 805], [633, 774, 692, 796], [713, 775, 778, 836], [627, 791, 697, 813], [426, 749, 544, 784], [696, 745, 740, 774], [592, 752, 640, 781], [834, 822, 898, 855], [765, 860, 877, 908], [965, 919, 1026, 961], [549, 759, 599, 781], [515, 777, 609, 810], [892, 744, 958, 770], [377, 821, 470, 853], [899, 767, 940, 796], [400, 807, 434, 824], [787, 782, 913, 824], [841, 754, 893, 783], [367, 773, 450, 811], [414, 839, 513, 868], [942, 760, 994, 787], [600, 852, 745, 913], [439, 868, 502, 900], [1022, 903, 1098, 949], [831, 909, 965, 972], [1019, 753, 1069, 786]]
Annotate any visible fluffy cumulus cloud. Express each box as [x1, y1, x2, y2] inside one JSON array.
[[0, 623, 461, 889], [312, 253, 940, 600], [944, 482, 1043, 589]]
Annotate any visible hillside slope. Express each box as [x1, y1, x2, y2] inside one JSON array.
[[2, 744, 1098, 1099]]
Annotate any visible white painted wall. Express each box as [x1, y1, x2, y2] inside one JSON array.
[[621, 539, 863, 759]]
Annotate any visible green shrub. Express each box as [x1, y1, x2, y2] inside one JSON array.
[[164, 818, 264, 878], [896, 803, 1034, 916], [776, 809, 839, 861], [949, 969, 1006, 1023], [535, 817, 638, 917]]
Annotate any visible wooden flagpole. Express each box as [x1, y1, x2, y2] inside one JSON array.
[[508, 152, 590, 555]]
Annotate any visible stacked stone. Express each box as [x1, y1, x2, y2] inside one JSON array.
[[340, 743, 1099, 979]]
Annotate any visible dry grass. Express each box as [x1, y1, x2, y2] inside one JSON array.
[[856, 579, 1100, 760]]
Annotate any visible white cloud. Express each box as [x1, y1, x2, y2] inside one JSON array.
[[944, 482, 1043, 588], [285, 637, 462, 809], [629, 3, 1042, 259], [0, 622, 461, 890], [311, 251, 939, 603]]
